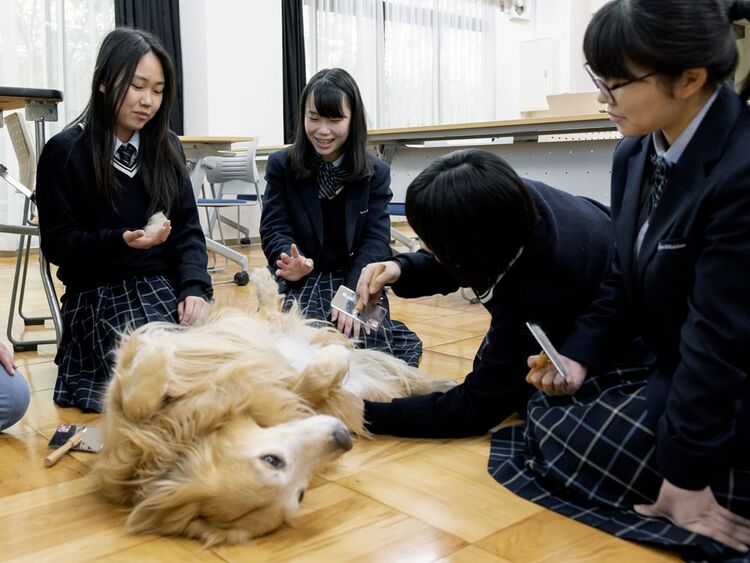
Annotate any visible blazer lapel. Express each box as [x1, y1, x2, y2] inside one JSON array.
[[297, 177, 324, 246], [344, 178, 368, 253], [618, 136, 649, 288], [635, 84, 741, 282]]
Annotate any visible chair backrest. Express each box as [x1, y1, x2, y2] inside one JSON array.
[[3, 112, 36, 189], [203, 137, 259, 185]]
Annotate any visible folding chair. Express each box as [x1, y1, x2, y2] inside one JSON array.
[[387, 202, 420, 254], [196, 138, 262, 286], [1, 112, 62, 350]]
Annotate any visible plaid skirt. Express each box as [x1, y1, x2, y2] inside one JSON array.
[[279, 270, 423, 367], [54, 276, 178, 413], [488, 368, 750, 562]]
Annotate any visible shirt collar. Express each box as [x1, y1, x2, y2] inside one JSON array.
[[652, 88, 719, 164], [114, 130, 141, 155]]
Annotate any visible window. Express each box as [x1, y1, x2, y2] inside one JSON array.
[[303, 0, 501, 129], [0, 0, 113, 249]]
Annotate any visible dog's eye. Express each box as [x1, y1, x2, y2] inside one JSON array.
[[261, 454, 285, 469]]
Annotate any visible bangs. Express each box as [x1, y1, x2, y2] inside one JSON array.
[[583, 2, 642, 80], [309, 82, 347, 118]]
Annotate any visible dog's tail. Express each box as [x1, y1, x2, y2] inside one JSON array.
[[345, 350, 456, 402]]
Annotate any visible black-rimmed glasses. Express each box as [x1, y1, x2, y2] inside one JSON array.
[[584, 63, 657, 105]]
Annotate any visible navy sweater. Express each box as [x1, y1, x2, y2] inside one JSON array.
[[35, 126, 212, 303], [364, 181, 614, 438]]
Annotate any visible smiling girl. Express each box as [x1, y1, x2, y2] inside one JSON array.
[[260, 68, 421, 366], [35, 28, 212, 412]]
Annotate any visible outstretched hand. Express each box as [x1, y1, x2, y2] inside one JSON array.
[[276, 243, 314, 282], [123, 219, 171, 250], [635, 479, 750, 553]]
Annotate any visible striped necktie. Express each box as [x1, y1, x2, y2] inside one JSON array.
[[115, 143, 137, 170], [649, 153, 670, 214], [314, 154, 348, 200]]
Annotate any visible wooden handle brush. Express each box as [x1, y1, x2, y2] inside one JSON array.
[[525, 351, 549, 383], [44, 429, 85, 467]]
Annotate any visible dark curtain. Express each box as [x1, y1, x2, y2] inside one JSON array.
[[115, 0, 184, 134], [282, 0, 307, 144]]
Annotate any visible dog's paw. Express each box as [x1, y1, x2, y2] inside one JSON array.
[[294, 344, 351, 402], [119, 337, 173, 420]]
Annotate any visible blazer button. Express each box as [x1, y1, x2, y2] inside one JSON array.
[[349, 252, 354, 257]]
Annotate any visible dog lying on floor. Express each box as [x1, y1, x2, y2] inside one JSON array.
[[92, 268, 451, 545]]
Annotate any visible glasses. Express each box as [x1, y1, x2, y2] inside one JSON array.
[[584, 63, 657, 104]]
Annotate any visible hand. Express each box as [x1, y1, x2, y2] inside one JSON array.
[[0, 343, 17, 374], [178, 296, 208, 326], [526, 353, 587, 395], [355, 261, 401, 307], [275, 243, 314, 282], [330, 307, 361, 339], [123, 220, 171, 250], [635, 479, 750, 553]]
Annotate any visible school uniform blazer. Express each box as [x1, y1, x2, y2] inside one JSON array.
[[562, 84, 750, 490], [260, 149, 392, 290], [364, 180, 614, 438]]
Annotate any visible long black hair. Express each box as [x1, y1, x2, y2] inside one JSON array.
[[289, 68, 372, 181], [71, 27, 186, 213], [405, 150, 538, 295], [584, 0, 750, 102]]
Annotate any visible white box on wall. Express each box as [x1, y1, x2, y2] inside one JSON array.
[[519, 37, 561, 112], [508, 0, 534, 21]]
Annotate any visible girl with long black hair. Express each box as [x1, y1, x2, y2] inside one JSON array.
[[35, 28, 212, 412]]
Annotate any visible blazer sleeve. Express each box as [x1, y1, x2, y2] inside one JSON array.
[[344, 160, 393, 289], [260, 153, 298, 267], [388, 250, 461, 298], [166, 172, 213, 302], [560, 246, 636, 370], [655, 163, 750, 490], [364, 309, 532, 438], [36, 136, 130, 266]]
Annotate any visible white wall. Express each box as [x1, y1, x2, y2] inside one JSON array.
[[180, 0, 284, 146], [496, 0, 598, 119]]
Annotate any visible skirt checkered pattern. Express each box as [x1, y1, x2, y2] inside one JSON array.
[[488, 369, 750, 562], [54, 276, 178, 412], [279, 270, 423, 367]]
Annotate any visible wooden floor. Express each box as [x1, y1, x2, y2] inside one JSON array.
[[0, 244, 677, 562]]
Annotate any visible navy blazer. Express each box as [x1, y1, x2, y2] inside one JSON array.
[[562, 84, 750, 490], [364, 180, 614, 438], [260, 149, 392, 289]]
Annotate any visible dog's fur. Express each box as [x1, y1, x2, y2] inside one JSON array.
[[92, 268, 451, 545]]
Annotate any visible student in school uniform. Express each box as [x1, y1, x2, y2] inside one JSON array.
[[493, 0, 750, 559], [35, 28, 212, 412], [355, 149, 616, 438], [260, 67, 422, 366], [0, 343, 29, 431]]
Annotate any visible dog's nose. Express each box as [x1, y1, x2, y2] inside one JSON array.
[[332, 425, 353, 451]]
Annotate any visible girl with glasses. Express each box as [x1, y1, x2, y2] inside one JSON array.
[[492, 0, 750, 559]]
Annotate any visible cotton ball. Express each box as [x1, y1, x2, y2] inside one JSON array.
[[144, 212, 168, 237]]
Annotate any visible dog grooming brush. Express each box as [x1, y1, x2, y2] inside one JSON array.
[[45, 424, 104, 467], [330, 285, 387, 331]]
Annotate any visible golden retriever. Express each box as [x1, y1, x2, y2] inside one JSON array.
[[92, 268, 450, 545]]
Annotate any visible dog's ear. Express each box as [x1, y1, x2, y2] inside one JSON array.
[[126, 477, 206, 540]]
